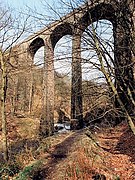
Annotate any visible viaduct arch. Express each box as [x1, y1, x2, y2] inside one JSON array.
[[13, 0, 135, 135]]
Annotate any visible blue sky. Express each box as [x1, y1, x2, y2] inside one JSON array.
[[5, 0, 37, 8], [4, 0, 55, 10], [3, 0, 72, 26], [3, 0, 83, 17]]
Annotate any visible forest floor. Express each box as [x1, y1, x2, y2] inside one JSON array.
[[0, 116, 135, 179]]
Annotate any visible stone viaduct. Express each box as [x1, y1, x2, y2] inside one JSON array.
[[12, 0, 135, 134]]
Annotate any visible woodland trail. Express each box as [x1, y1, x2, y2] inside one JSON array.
[[32, 123, 135, 180], [0, 118, 135, 179]]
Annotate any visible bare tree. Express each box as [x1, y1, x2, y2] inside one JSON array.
[[0, 4, 30, 161]]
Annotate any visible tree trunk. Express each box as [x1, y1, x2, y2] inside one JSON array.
[[113, 0, 135, 119], [11, 76, 19, 116], [28, 70, 34, 114], [0, 51, 8, 162]]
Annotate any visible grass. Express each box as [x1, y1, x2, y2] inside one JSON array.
[[15, 160, 43, 180]]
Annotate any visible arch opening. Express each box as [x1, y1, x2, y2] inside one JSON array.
[[34, 46, 44, 67], [50, 23, 73, 49], [80, 3, 116, 31], [54, 35, 72, 124], [81, 19, 114, 82], [81, 19, 115, 126], [29, 37, 45, 58], [25, 38, 45, 116]]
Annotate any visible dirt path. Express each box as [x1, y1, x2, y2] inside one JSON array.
[[32, 124, 135, 179], [32, 130, 84, 180]]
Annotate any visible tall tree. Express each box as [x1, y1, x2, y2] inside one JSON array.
[[0, 4, 30, 161]]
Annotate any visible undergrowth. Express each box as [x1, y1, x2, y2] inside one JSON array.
[[0, 160, 22, 180], [15, 160, 42, 180], [65, 147, 94, 179], [0, 137, 52, 179]]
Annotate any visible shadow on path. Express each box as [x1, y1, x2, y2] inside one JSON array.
[[33, 130, 84, 180]]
